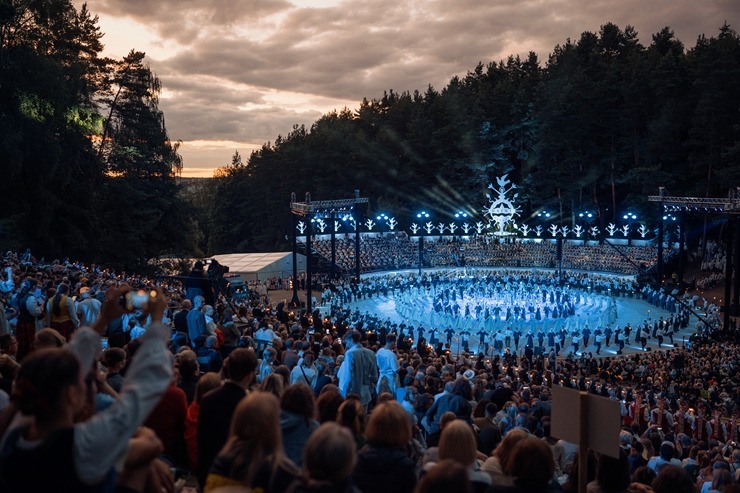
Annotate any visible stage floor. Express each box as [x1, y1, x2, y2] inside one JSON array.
[[270, 268, 707, 358]]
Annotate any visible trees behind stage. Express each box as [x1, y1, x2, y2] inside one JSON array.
[[0, 1, 198, 269], [1, 5, 739, 264], [208, 22, 740, 254]]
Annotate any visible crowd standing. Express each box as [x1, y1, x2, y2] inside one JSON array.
[[0, 249, 737, 493]]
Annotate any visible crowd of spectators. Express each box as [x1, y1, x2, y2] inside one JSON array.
[[307, 235, 664, 276], [0, 249, 738, 493]]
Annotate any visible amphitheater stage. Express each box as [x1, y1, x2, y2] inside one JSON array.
[[280, 267, 705, 358]]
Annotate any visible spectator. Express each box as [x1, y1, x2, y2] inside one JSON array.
[[651, 465, 696, 493], [176, 349, 200, 404], [280, 383, 320, 467], [425, 377, 474, 434], [352, 401, 417, 493], [33, 327, 66, 350], [45, 282, 79, 341], [288, 422, 361, 493], [489, 436, 557, 493], [588, 450, 631, 493], [481, 428, 529, 487], [317, 385, 345, 424], [291, 351, 319, 389], [203, 391, 299, 492], [76, 286, 101, 328], [259, 373, 285, 400], [14, 277, 44, 361], [143, 356, 188, 466], [426, 419, 491, 493], [197, 347, 257, 486], [197, 335, 223, 373], [338, 330, 379, 410], [173, 299, 191, 337], [648, 441, 682, 474], [184, 372, 222, 472], [415, 459, 472, 493], [187, 295, 207, 346], [0, 285, 172, 492], [337, 397, 367, 451], [101, 347, 126, 393]]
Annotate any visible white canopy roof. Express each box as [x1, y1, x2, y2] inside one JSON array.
[[211, 252, 306, 281]]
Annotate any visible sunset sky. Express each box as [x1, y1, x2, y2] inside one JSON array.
[[73, 0, 738, 177]]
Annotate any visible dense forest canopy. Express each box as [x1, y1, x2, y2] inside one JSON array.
[[208, 22, 740, 255], [1, 0, 739, 267]]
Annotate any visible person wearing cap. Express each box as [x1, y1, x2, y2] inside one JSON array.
[[77, 286, 101, 327]]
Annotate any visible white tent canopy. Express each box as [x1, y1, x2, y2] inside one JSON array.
[[211, 252, 305, 281]]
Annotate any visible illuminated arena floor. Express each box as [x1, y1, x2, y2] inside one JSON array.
[[344, 268, 703, 357]]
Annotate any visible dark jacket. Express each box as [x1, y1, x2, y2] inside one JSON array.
[[425, 393, 473, 434], [352, 444, 417, 493], [197, 382, 246, 486], [280, 410, 319, 467]]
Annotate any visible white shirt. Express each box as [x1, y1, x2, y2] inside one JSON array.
[[376, 346, 399, 394], [1, 322, 172, 483]]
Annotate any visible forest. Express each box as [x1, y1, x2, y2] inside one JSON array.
[[1, 0, 739, 268]]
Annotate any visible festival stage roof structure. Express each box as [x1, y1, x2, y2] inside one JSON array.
[[648, 187, 740, 329], [211, 252, 305, 281]]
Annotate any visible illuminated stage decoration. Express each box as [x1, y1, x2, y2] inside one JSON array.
[[483, 174, 521, 236]]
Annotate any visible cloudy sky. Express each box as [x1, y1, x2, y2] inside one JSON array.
[[73, 0, 738, 177]]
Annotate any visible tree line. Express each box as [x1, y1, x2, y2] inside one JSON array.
[[0, 0, 198, 270], [207, 22, 740, 255], [1, 2, 739, 267]]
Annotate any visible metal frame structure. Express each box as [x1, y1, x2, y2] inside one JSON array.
[[290, 190, 369, 313], [649, 187, 740, 329]]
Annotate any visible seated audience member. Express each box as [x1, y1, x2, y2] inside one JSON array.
[[102, 347, 127, 393], [258, 347, 277, 384], [647, 441, 682, 474], [197, 348, 258, 487], [197, 335, 223, 373], [204, 389, 299, 492], [415, 459, 472, 493], [481, 428, 530, 486], [288, 422, 361, 493], [423, 419, 491, 493], [650, 465, 696, 493], [352, 401, 417, 493], [488, 436, 558, 493], [587, 450, 631, 493], [0, 285, 173, 492], [176, 349, 200, 404], [259, 373, 286, 400], [33, 327, 66, 350], [336, 397, 367, 451], [280, 383, 320, 467], [316, 385, 345, 424], [184, 372, 222, 472]]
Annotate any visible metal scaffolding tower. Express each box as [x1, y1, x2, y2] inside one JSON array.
[[290, 190, 369, 313], [648, 187, 740, 329]]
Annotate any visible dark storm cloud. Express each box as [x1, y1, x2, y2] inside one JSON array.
[[77, 0, 738, 172]]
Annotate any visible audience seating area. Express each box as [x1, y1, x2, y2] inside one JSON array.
[[305, 235, 664, 275]]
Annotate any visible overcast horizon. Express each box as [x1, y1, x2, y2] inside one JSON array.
[[73, 0, 739, 177]]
